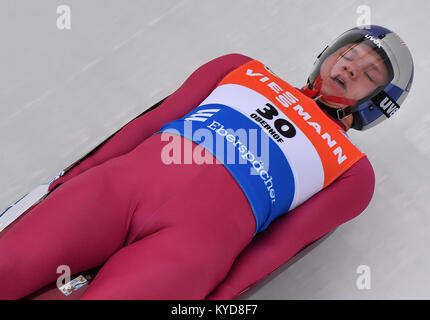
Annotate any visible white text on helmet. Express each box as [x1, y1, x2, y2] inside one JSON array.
[[364, 34, 382, 48]]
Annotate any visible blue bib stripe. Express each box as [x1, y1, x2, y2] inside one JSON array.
[[159, 103, 295, 234]]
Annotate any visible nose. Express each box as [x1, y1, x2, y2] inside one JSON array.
[[343, 65, 356, 79]]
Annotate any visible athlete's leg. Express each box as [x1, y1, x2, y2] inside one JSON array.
[[80, 228, 223, 300], [80, 154, 256, 300], [0, 157, 140, 300]]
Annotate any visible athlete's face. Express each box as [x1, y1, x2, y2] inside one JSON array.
[[319, 42, 389, 102]]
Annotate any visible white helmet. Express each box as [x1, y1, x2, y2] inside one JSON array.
[[305, 25, 414, 130]]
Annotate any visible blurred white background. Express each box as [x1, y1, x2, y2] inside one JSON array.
[[0, 0, 429, 299]]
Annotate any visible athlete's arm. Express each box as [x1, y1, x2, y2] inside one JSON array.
[[48, 53, 253, 191], [206, 156, 375, 299]]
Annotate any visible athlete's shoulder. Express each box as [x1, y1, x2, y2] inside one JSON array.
[[319, 156, 375, 220], [204, 53, 254, 69], [188, 53, 254, 85], [340, 155, 375, 206], [214, 52, 254, 62], [345, 156, 375, 181]]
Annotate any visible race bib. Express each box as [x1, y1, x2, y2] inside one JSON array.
[[159, 60, 365, 234]]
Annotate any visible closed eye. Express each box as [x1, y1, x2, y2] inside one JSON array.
[[340, 54, 353, 62], [365, 72, 376, 84], [339, 45, 358, 61]]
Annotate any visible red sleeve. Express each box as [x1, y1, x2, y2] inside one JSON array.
[[206, 156, 375, 299], [48, 53, 253, 191]]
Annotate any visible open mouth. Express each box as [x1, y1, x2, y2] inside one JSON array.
[[332, 75, 346, 91]]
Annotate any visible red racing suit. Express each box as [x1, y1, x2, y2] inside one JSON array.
[[0, 54, 375, 299]]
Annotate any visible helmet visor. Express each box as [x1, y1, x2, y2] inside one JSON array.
[[318, 37, 394, 104]]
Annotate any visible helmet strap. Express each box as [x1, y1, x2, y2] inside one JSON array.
[[316, 101, 356, 120], [300, 75, 358, 111]]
